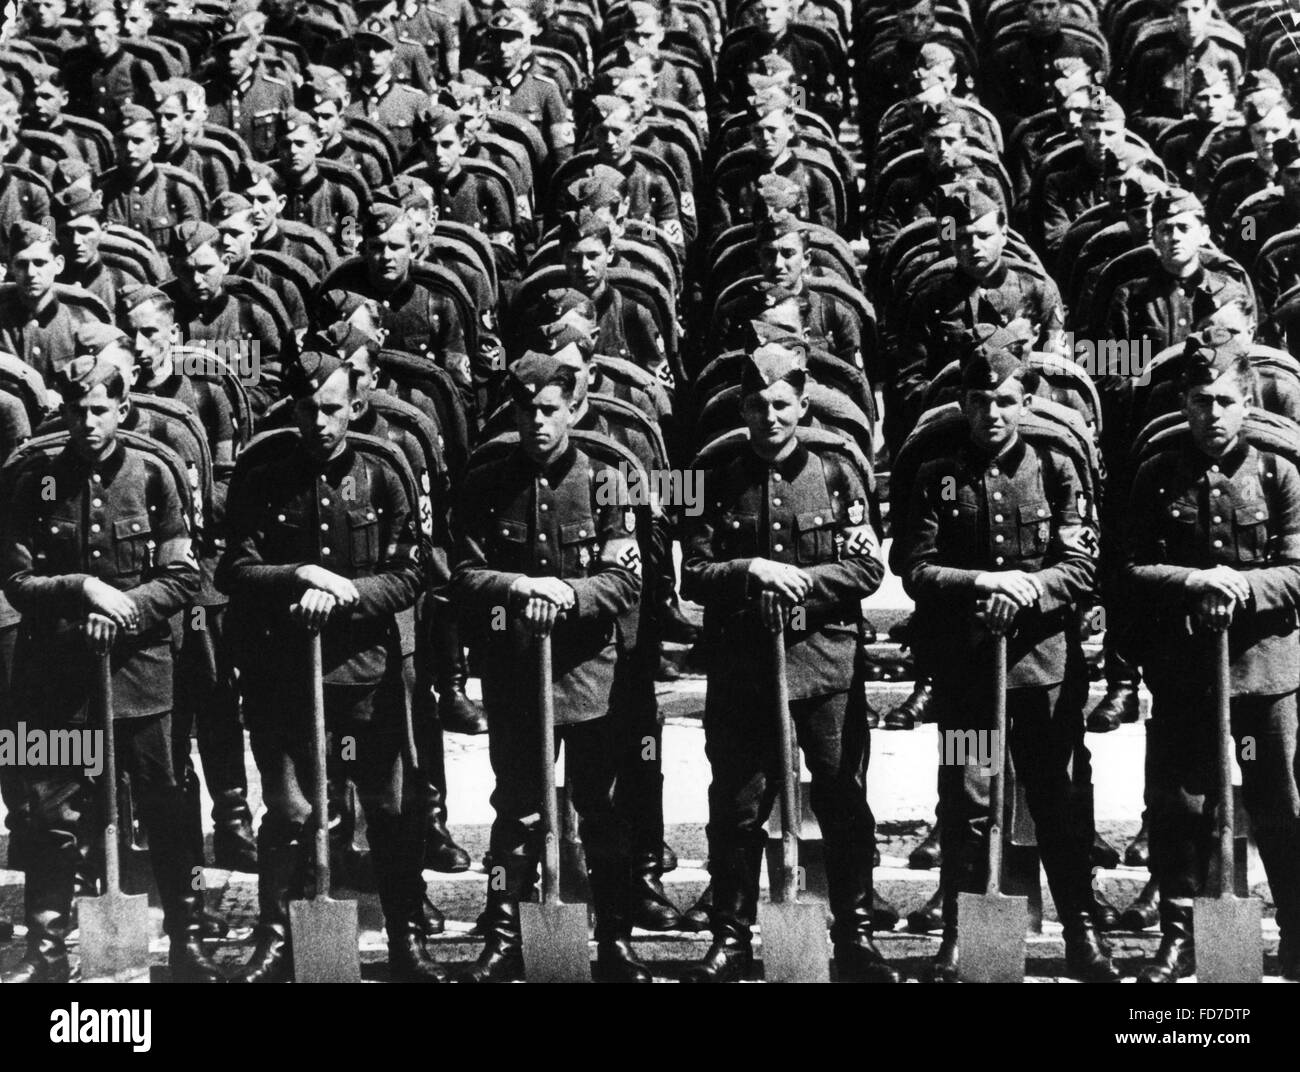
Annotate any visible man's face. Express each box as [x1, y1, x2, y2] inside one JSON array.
[[364, 222, 413, 285], [1081, 117, 1124, 164], [123, 0, 152, 36], [954, 209, 1006, 276], [1060, 88, 1090, 133], [61, 215, 103, 268], [217, 210, 257, 264], [550, 344, 592, 402], [1192, 82, 1232, 123], [224, 39, 257, 80], [12, 241, 62, 301], [489, 30, 530, 70], [1153, 210, 1206, 270], [915, 62, 956, 95], [514, 383, 575, 461], [31, 80, 65, 125], [1250, 108, 1293, 163], [177, 241, 226, 304], [1184, 368, 1249, 458], [312, 99, 346, 141], [760, 234, 807, 289], [962, 377, 1030, 454], [157, 94, 187, 148], [897, 0, 936, 42], [922, 122, 966, 170], [596, 108, 637, 164], [758, 0, 792, 37], [29, 0, 66, 31], [127, 299, 176, 374], [64, 382, 127, 460], [118, 121, 159, 170], [246, 179, 284, 232], [752, 110, 794, 160], [404, 205, 433, 250], [741, 379, 806, 455], [1281, 164, 1300, 203], [360, 41, 396, 80], [0, 116, 18, 157], [343, 349, 381, 403], [1026, 0, 1062, 35], [1174, 0, 1212, 44], [615, 79, 651, 122], [565, 235, 611, 292], [294, 366, 357, 461], [627, 18, 664, 56], [88, 11, 120, 56], [429, 122, 465, 175], [182, 92, 208, 141], [283, 125, 320, 173]]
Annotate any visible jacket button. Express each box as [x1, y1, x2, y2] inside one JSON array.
[[994, 534, 1005, 543], [321, 523, 329, 531], [278, 514, 286, 522], [538, 534, 547, 542], [540, 504, 549, 512], [774, 543, 784, 552], [731, 520, 740, 528], [1257, 511, 1266, 520], [994, 514, 1003, 522], [1171, 508, 1180, 517], [993, 492, 1002, 501], [323, 547, 331, 555], [995, 556, 1005, 565], [773, 522, 781, 530], [501, 528, 510, 536], [578, 529, 586, 537], [1213, 540, 1223, 548], [773, 497, 782, 506], [93, 499, 103, 508], [92, 550, 101, 558], [1213, 516, 1222, 523], [814, 516, 823, 525]]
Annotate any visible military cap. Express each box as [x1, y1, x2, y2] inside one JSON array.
[[1052, 62, 1094, 103], [752, 291, 805, 331], [285, 350, 350, 399], [56, 355, 120, 399], [961, 319, 1034, 364], [938, 182, 1000, 225], [1243, 89, 1285, 124], [566, 164, 626, 210], [917, 42, 956, 70], [74, 321, 129, 359], [755, 215, 807, 245], [242, 161, 284, 194], [303, 319, 381, 360], [909, 81, 951, 107], [557, 211, 611, 246], [543, 311, 598, 353], [117, 281, 168, 316], [9, 220, 54, 254], [117, 103, 155, 131], [53, 158, 91, 192], [961, 343, 1025, 391], [85, 0, 118, 16], [507, 351, 571, 403], [1150, 186, 1204, 225], [284, 108, 318, 134], [748, 319, 809, 360], [486, 6, 530, 34], [1119, 172, 1167, 212], [592, 94, 633, 121], [1182, 325, 1251, 385], [757, 172, 803, 213], [1238, 69, 1282, 99], [541, 287, 596, 320], [361, 201, 405, 237], [1275, 135, 1300, 170], [916, 99, 964, 132], [752, 53, 796, 79], [415, 102, 459, 136], [169, 220, 220, 258], [211, 191, 254, 222], [753, 282, 802, 309], [1189, 64, 1230, 94], [747, 86, 794, 118], [355, 16, 398, 48], [30, 63, 61, 89], [739, 347, 807, 396], [1082, 88, 1124, 122], [629, 0, 664, 20], [378, 175, 433, 211], [305, 65, 349, 104], [1100, 140, 1144, 178], [747, 72, 786, 97], [151, 77, 194, 106], [51, 185, 103, 222]]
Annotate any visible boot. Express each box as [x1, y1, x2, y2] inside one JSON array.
[[458, 858, 532, 982], [416, 704, 472, 873], [834, 936, 900, 983], [1278, 932, 1299, 981], [872, 889, 901, 932], [1086, 681, 1140, 733], [660, 843, 678, 874], [1120, 878, 1160, 931], [679, 881, 712, 932], [825, 838, 901, 982], [145, 792, 226, 983], [885, 679, 932, 730], [1, 841, 74, 984], [909, 823, 941, 869], [425, 811, 472, 873], [681, 934, 752, 982], [177, 768, 232, 937], [1091, 832, 1121, 870], [864, 699, 880, 729], [232, 821, 305, 984], [682, 840, 760, 982], [1062, 913, 1121, 982], [434, 620, 487, 735], [1124, 819, 1150, 868], [212, 789, 259, 873], [926, 928, 960, 983], [630, 850, 684, 931], [169, 932, 226, 983], [1136, 901, 1195, 983], [1089, 884, 1121, 931], [907, 886, 945, 933], [388, 925, 450, 983], [235, 926, 292, 984], [659, 595, 699, 645], [591, 853, 652, 982]]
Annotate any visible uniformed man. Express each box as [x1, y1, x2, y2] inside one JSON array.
[[611, 0, 708, 135], [260, 0, 338, 65], [152, 78, 237, 200], [302, 66, 388, 192], [391, 0, 459, 83], [1122, 335, 1300, 982], [473, 1, 574, 167], [161, 221, 284, 415], [720, 0, 842, 125], [204, 27, 295, 163], [678, 347, 897, 983], [601, 63, 698, 207], [0, 220, 107, 382], [244, 162, 335, 280], [1208, 89, 1296, 238], [895, 342, 1119, 984], [860, 0, 967, 141], [1248, 137, 1300, 318], [216, 347, 447, 983], [277, 110, 362, 255], [97, 104, 205, 251], [1160, 65, 1235, 192], [212, 190, 309, 331], [52, 185, 129, 314], [449, 352, 645, 982], [876, 49, 1002, 157], [63, 0, 153, 133], [0, 350, 222, 984], [0, 112, 52, 266], [1126, 0, 1242, 123], [415, 103, 514, 245], [1008, 57, 1097, 202], [345, 16, 431, 162], [23, 0, 81, 54], [20, 64, 112, 173]]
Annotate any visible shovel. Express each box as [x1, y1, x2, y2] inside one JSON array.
[[289, 632, 361, 983], [758, 624, 829, 983], [958, 632, 1028, 983], [520, 630, 591, 982], [78, 651, 152, 982], [1193, 628, 1262, 983]]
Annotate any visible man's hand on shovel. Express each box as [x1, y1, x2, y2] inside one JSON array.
[[83, 576, 139, 632], [1188, 566, 1249, 631], [758, 590, 798, 632], [291, 589, 340, 631], [83, 612, 119, 653], [511, 576, 575, 636], [748, 558, 812, 605]]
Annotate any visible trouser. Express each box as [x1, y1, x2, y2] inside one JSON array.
[[13, 711, 203, 941], [0, 623, 23, 864], [246, 672, 424, 937], [703, 682, 876, 945], [934, 676, 1094, 928], [1145, 688, 1300, 936]]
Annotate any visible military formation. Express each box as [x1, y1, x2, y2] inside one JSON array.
[[0, 0, 1296, 987]]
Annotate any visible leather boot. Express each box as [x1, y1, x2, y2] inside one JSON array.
[[591, 854, 651, 983], [885, 679, 932, 729], [1086, 680, 1140, 732], [232, 821, 305, 984], [1, 839, 74, 984], [432, 616, 487, 735], [660, 843, 678, 874], [826, 838, 901, 982], [1062, 913, 1121, 981], [909, 822, 941, 869], [681, 934, 752, 983], [1137, 901, 1195, 983], [872, 889, 901, 932], [388, 924, 450, 982], [630, 850, 684, 931], [1278, 932, 1300, 981], [414, 892, 446, 937], [415, 699, 472, 873], [907, 886, 945, 933], [1120, 877, 1160, 931], [835, 936, 900, 983], [1091, 832, 1121, 870], [679, 881, 712, 932], [926, 927, 960, 983], [682, 840, 760, 982], [178, 769, 231, 937], [1124, 818, 1150, 868], [459, 858, 533, 982], [212, 789, 258, 873]]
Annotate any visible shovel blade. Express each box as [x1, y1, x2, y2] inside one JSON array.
[[289, 896, 361, 983], [77, 891, 151, 982], [958, 891, 1028, 983], [758, 901, 829, 983], [1194, 896, 1262, 983], [520, 902, 590, 983]]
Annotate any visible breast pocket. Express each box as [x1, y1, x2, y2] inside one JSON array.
[[348, 507, 381, 569], [1017, 500, 1052, 558], [250, 112, 280, 156], [266, 506, 308, 560], [795, 509, 835, 565], [493, 517, 528, 570], [113, 514, 153, 573], [1159, 498, 1199, 559], [717, 510, 758, 557], [939, 500, 979, 552], [1234, 501, 1270, 563], [39, 515, 80, 573]]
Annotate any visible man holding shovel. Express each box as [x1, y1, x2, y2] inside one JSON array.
[[1123, 333, 1300, 982], [680, 346, 900, 984], [0, 354, 220, 983], [450, 352, 644, 982], [217, 349, 446, 983], [896, 342, 1119, 983]]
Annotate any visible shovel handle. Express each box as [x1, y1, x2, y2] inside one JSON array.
[[771, 626, 799, 903], [309, 632, 331, 896], [986, 633, 1008, 898], [537, 631, 560, 906], [96, 652, 121, 895], [1215, 628, 1234, 898]]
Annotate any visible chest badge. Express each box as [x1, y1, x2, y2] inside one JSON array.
[[577, 545, 591, 568], [623, 509, 636, 533], [847, 498, 866, 525]]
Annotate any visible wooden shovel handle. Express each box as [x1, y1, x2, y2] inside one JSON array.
[[771, 626, 799, 903], [96, 652, 121, 895], [986, 633, 1008, 897], [309, 632, 331, 896], [537, 631, 560, 906], [1215, 628, 1234, 898]]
